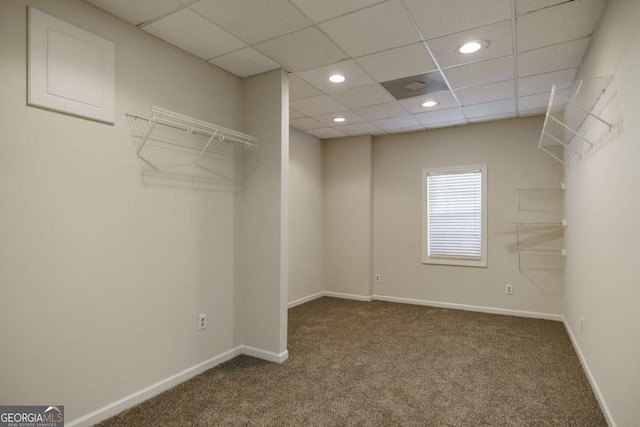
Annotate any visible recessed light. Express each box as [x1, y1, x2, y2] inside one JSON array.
[[458, 40, 485, 54], [421, 100, 439, 108], [333, 117, 346, 123], [329, 74, 345, 83]]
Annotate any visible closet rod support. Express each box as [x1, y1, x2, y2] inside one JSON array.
[[540, 146, 566, 166], [555, 92, 613, 130], [542, 131, 583, 158], [548, 115, 594, 147], [136, 118, 157, 159], [194, 129, 218, 167]]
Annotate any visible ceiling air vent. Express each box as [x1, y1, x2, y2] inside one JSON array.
[[381, 71, 448, 100], [404, 81, 427, 91]]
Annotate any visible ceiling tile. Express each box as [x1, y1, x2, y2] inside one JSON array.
[[455, 80, 515, 106], [290, 95, 346, 116], [427, 20, 513, 68], [399, 91, 459, 113], [414, 107, 466, 125], [297, 60, 374, 93], [518, 68, 577, 96], [255, 27, 346, 72], [208, 47, 279, 78], [312, 110, 365, 127], [517, 0, 605, 52], [334, 121, 384, 136], [468, 112, 517, 123], [329, 84, 395, 109], [373, 115, 422, 130], [307, 127, 347, 139], [290, 108, 306, 119], [354, 102, 406, 121], [404, 0, 512, 39], [190, 0, 311, 44], [517, 38, 590, 77], [319, 0, 420, 57], [355, 43, 436, 82], [289, 0, 384, 23], [143, 9, 246, 59], [462, 98, 516, 118], [86, 0, 181, 26], [290, 117, 326, 130], [516, 0, 566, 15], [444, 56, 515, 89], [518, 92, 552, 111], [290, 75, 323, 101]]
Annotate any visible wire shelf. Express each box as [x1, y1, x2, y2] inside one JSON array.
[[517, 184, 565, 213], [126, 107, 259, 192], [538, 75, 614, 167], [518, 250, 566, 272]]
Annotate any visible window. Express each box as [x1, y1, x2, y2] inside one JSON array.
[[422, 164, 487, 267]]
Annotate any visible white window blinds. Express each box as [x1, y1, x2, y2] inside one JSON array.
[[427, 170, 482, 260]]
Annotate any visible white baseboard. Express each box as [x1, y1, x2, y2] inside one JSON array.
[[324, 291, 373, 302], [288, 291, 324, 308], [66, 346, 243, 427], [66, 344, 289, 427], [373, 294, 564, 321], [563, 317, 616, 427], [241, 345, 289, 363], [289, 292, 560, 322], [68, 296, 583, 427]]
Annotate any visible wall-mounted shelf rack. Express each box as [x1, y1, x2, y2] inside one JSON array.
[[538, 75, 614, 167], [518, 250, 566, 272], [516, 221, 566, 252], [516, 184, 565, 212], [515, 184, 566, 274], [126, 107, 259, 191]]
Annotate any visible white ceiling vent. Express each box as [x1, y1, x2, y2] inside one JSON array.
[[404, 81, 427, 91], [382, 71, 449, 100]]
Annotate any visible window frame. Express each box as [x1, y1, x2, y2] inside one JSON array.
[[421, 164, 488, 268]]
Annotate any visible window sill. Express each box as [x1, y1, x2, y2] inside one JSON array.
[[422, 258, 487, 268]]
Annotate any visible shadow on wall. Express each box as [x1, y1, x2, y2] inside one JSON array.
[[126, 109, 261, 192]]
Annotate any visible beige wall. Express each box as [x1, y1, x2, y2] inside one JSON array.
[[564, 0, 640, 425], [323, 136, 373, 298], [373, 119, 564, 315], [0, 0, 266, 423], [241, 69, 289, 356], [289, 128, 324, 304]]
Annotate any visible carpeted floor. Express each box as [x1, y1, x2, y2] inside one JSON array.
[[99, 297, 605, 426]]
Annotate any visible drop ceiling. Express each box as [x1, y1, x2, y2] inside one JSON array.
[[85, 0, 607, 139]]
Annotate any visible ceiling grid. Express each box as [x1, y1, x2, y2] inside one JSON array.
[[85, 0, 607, 138]]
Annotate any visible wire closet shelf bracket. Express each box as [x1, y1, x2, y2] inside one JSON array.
[[538, 75, 614, 167], [126, 106, 259, 191]]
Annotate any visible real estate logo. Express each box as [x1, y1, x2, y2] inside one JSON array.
[[0, 405, 64, 427]]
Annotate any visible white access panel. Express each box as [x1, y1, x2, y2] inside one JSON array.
[[28, 7, 115, 124]]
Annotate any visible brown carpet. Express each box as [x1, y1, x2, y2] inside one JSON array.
[[99, 297, 605, 426]]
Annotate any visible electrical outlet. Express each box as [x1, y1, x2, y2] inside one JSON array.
[[375, 274, 381, 283], [198, 314, 207, 331], [505, 284, 513, 295]]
